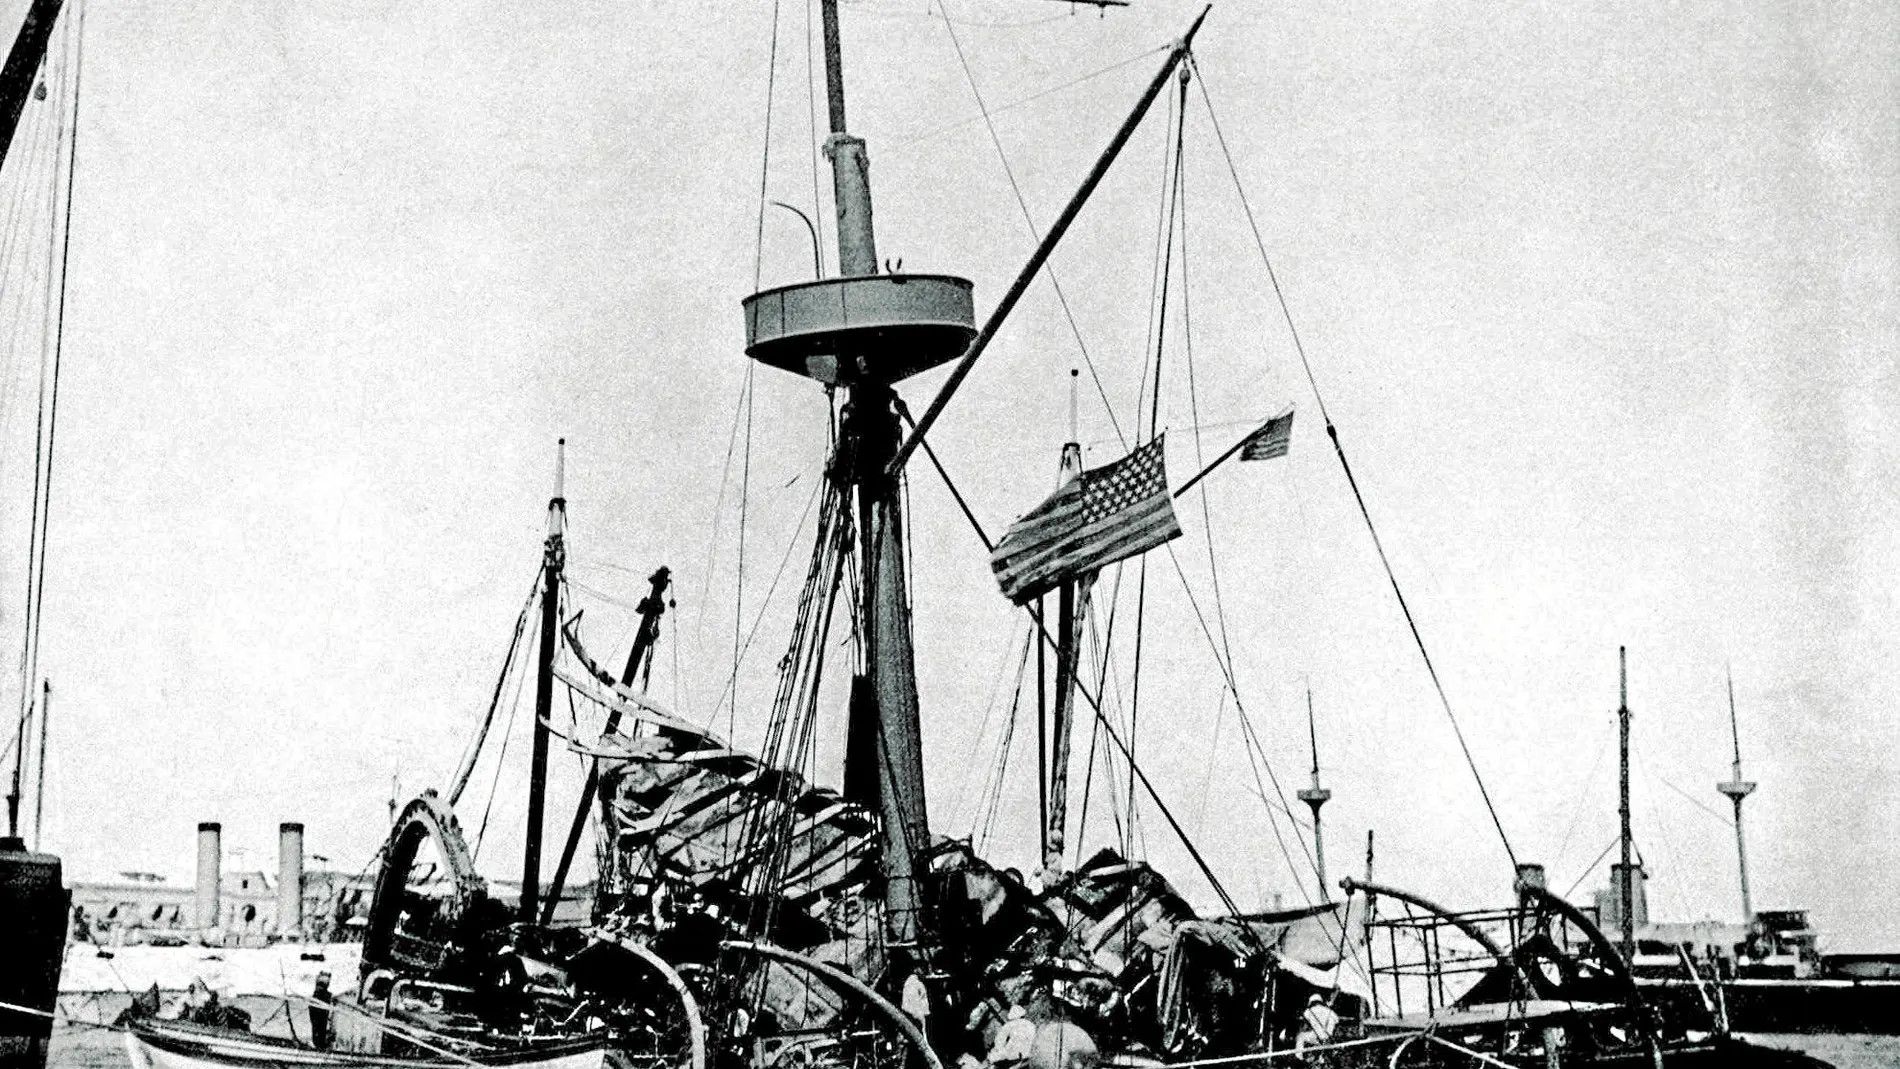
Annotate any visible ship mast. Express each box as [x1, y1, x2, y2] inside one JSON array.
[[1296, 687, 1332, 900], [1617, 646, 1635, 963], [743, 0, 1208, 953], [520, 439, 566, 925], [1044, 371, 1087, 874], [744, 0, 977, 950], [1716, 667, 1757, 925]]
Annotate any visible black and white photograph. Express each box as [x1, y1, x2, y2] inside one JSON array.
[[0, 2, 1894, 1067]]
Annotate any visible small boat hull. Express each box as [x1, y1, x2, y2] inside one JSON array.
[[124, 1020, 610, 1069]]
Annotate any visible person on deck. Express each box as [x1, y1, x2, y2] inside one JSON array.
[[309, 972, 335, 1050], [1294, 994, 1339, 1057]]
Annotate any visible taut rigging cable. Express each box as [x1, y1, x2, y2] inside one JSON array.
[[936, 4, 1128, 447], [1189, 52, 1520, 872]]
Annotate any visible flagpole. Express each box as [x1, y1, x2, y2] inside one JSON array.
[[1172, 418, 1269, 499]]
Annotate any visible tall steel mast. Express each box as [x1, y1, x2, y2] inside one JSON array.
[[1617, 646, 1635, 963], [742, 0, 977, 949], [1717, 668, 1757, 925], [519, 440, 566, 925], [1297, 688, 1333, 901]]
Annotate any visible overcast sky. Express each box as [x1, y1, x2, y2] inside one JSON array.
[[1, 0, 1895, 949]]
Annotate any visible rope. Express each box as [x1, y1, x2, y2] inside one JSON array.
[[894, 43, 1169, 150], [1121, 69, 1191, 864], [973, 626, 1033, 854], [6, 14, 81, 817], [1561, 837, 1620, 901], [445, 574, 538, 806], [956, 617, 1029, 836], [803, 0, 826, 274], [1550, 727, 1611, 867], [905, 430, 1246, 916], [689, 333, 769, 722], [472, 628, 532, 861], [752, 0, 781, 289], [696, 471, 824, 734], [937, 3, 1127, 447], [732, 363, 754, 744], [1190, 54, 1518, 872]]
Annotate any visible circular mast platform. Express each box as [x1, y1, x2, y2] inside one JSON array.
[[742, 273, 975, 387]]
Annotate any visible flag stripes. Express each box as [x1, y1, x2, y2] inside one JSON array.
[[990, 436, 1182, 604]]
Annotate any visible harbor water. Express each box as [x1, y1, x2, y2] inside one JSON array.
[[43, 993, 1900, 1068]]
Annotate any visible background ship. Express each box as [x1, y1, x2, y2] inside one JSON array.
[[1575, 667, 1900, 1034]]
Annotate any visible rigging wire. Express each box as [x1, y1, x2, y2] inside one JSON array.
[[12, 9, 82, 802], [732, 364, 754, 743], [893, 43, 1167, 150], [472, 624, 534, 862], [690, 360, 754, 715], [973, 626, 1034, 854], [1549, 726, 1611, 867], [804, 0, 827, 275], [0, 67, 57, 446], [952, 616, 1032, 831], [1188, 53, 1519, 872], [0, 50, 59, 783], [1120, 70, 1189, 863], [753, 0, 782, 290], [1560, 837, 1621, 901], [696, 470, 825, 735], [936, 4, 1126, 447], [444, 573, 539, 805], [1172, 129, 1269, 890]]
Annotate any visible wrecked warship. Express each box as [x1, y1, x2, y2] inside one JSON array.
[[321, 5, 1836, 1069]]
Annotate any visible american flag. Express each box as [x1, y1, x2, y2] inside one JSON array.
[[1239, 409, 1294, 461], [990, 435, 1182, 605]]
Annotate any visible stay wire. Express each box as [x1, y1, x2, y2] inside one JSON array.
[[974, 627, 1034, 853], [1127, 79, 1177, 439], [1122, 69, 1189, 862], [1190, 54, 1518, 872], [937, 4, 1127, 447], [892, 43, 1168, 151], [691, 359, 755, 710], [472, 626, 532, 862], [697, 470, 824, 735], [15, 18, 79, 764], [445, 572, 539, 806], [1171, 149, 1326, 905], [803, 0, 827, 274], [732, 363, 754, 744], [910, 424, 1247, 923], [753, 0, 781, 290], [1561, 837, 1620, 901]]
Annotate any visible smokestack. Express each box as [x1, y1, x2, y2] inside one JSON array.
[[195, 822, 221, 931], [277, 822, 304, 939]]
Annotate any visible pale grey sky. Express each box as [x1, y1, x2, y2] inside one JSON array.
[[3, 0, 1896, 949]]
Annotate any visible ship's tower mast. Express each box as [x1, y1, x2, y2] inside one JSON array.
[[1295, 688, 1332, 900], [1618, 646, 1635, 963], [1044, 371, 1086, 874], [1716, 668, 1757, 925], [742, 0, 977, 948]]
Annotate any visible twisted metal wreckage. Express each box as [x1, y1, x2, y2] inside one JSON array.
[[226, 4, 1836, 1068]]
